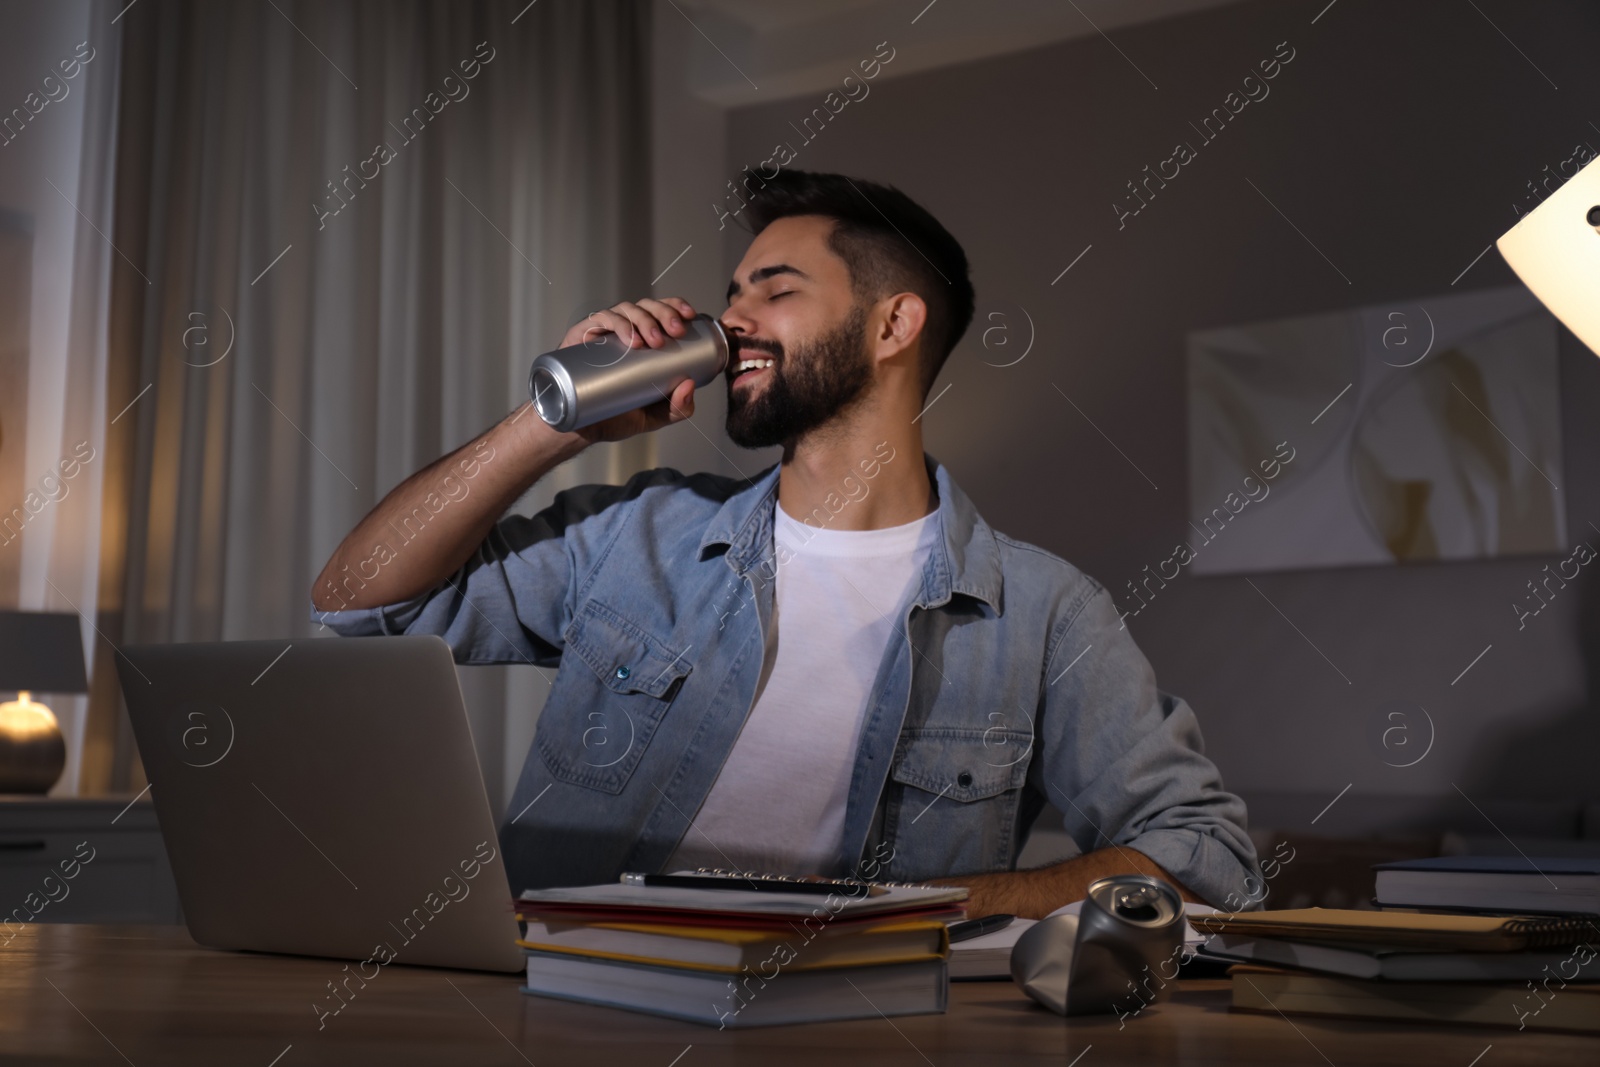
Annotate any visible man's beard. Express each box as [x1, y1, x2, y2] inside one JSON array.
[[725, 304, 872, 450]]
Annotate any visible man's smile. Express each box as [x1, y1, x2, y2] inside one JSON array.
[[730, 356, 776, 387], [729, 339, 781, 387]]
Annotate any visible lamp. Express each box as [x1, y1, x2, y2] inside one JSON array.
[[0, 611, 89, 794], [1496, 152, 1600, 357]]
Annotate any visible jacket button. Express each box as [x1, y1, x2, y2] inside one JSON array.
[[615, 665, 631, 679], [957, 771, 973, 788]]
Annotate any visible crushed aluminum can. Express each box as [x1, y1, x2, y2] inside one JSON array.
[[1010, 874, 1185, 1017]]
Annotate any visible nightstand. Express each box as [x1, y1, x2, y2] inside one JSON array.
[[0, 797, 181, 926]]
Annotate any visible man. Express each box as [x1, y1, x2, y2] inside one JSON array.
[[312, 170, 1258, 918]]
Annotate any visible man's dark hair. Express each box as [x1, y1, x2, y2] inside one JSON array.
[[738, 170, 974, 399]]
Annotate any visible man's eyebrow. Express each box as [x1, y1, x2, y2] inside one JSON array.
[[726, 264, 811, 302]]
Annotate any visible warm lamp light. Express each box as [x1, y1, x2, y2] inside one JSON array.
[[0, 612, 89, 794], [0, 692, 67, 791], [1497, 152, 1600, 357]]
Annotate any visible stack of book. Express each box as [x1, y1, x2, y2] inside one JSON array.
[[1193, 856, 1600, 1033], [514, 874, 967, 1027]]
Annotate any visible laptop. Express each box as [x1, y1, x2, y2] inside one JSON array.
[[116, 635, 524, 973]]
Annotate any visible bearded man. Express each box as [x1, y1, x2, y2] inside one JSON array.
[[313, 170, 1258, 917]]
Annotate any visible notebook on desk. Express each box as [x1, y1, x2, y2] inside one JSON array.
[[1192, 908, 1597, 953], [948, 917, 1036, 979], [519, 877, 968, 919], [1202, 934, 1600, 981]]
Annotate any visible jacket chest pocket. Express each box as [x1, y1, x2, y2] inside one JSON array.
[[536, 600, 693, 795], [886, 728, 1032, 877]]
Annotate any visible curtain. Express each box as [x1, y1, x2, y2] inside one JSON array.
[[88, 0, 655, 810], [0, 0, 124, 796]]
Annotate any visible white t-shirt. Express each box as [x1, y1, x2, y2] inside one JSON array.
[[665, 499, 940, 876]]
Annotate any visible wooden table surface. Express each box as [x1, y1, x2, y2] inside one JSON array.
[[2, 925, 1591, 1065]]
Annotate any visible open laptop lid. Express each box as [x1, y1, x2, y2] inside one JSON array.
[[117, 635, 523, 973]]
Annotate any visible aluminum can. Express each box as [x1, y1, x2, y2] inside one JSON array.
[[1010, 873, 1185, 1017], [1070, 874, 1185, 1016], [527, 313, 730, 433]]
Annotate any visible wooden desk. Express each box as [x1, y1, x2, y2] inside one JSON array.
[[3, 925, 1592, 1064]]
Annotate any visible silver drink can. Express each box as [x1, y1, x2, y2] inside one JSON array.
[[1009, 872, 1184, 1017], [1069, 875, 1185, 1016], [527, 313, 730, 433]]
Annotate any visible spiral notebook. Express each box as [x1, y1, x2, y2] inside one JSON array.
[[1192, 908, 1599, 953]]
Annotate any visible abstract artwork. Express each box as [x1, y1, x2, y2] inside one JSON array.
[[1186, 286, 1565, 574]]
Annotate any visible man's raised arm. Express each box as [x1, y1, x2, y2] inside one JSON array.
[[311, 404, 588, 611], [311, 297, 702, 612]]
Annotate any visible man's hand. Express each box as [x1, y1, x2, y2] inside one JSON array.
[[563, 297, 703, 445], [931, 847, 1206, 920]]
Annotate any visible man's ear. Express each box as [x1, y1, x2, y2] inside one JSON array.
[[873, 291, 927, 367]]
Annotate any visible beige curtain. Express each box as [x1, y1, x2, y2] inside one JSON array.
[[90, 0, 655, 809], [0, 0, 124, 796]]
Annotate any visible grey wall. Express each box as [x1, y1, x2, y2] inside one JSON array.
[[718, 0, 1600, 834], [649, 0, 785, 481]]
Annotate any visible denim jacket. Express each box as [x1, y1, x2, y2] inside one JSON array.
[[317, 453, 1259, 905]]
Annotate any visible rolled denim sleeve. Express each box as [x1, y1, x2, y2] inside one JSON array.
[[311, 470, 674, 667], [1032, 583, 1260, 908], [313, 586, 438, 639]]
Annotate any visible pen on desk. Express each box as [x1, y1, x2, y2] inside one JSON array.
[[619, 873, 887, 897], [948, 913, 1015, 943]]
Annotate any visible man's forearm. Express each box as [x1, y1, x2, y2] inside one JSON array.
[[934, 847, 1205, 920], [311, 403, 587, 612]]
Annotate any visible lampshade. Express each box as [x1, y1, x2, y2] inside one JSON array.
[[0, 611, 89, 693], [1497, 152, 1600, 358]]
